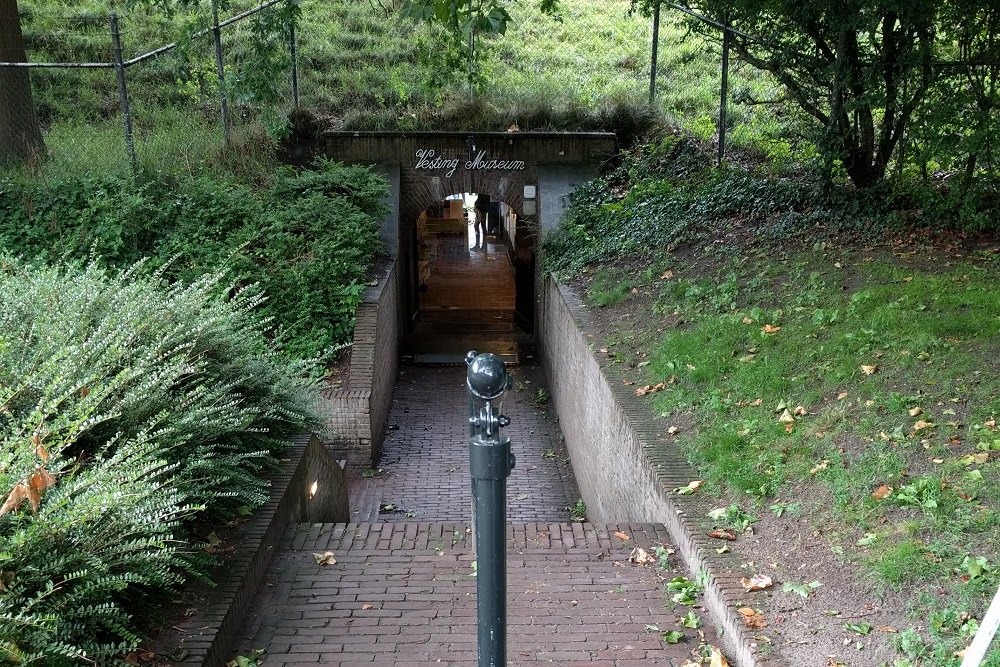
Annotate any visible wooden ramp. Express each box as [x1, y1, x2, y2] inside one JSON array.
[[409, 230, 519, 364]]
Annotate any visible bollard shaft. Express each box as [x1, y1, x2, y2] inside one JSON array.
[[470, 434, 512, 667]]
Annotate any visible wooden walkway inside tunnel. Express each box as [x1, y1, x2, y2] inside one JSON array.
[[408, 227, 520, 365]]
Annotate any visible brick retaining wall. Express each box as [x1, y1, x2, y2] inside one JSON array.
[[319, 262, 400, 464], [178, 434, 349, 667]]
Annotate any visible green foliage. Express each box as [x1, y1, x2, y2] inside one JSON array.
[[0, 159, 386, 358], [0, 260, 319, 662]]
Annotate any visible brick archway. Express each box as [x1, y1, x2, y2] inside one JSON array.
[[400, 166, 534, 227]]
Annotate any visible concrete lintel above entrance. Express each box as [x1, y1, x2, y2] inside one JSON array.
[[323, 131, 618, 168]]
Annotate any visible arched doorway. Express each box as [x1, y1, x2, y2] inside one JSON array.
[[405, 191, 525, 364]]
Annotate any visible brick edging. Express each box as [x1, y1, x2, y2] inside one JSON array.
[[177, 434, 344, 667], [542, 276, 778, 667]]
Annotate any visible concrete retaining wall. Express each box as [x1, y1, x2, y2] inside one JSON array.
[[539, 275, 769, 667], [320, 262, 400, 465]]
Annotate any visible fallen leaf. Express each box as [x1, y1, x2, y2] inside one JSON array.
[[742, 316, 753, 324], [861, 364, 878, 376], [313, 551, 337, 566], [668, 426, 680, 435], [614, 531, 631, 541], [362, 603, 374, 610], [931, 458, 944, 464], [778, 409, 795, 424], [810, 460, 829, 475], [985, 418, 996, 429], [710, 646, 730, 667], [794, 405, 807, 416], [784, 423, 794, 433], [961, 452, 990, 465], [761, 324, 781, 335], [909, 407, 923, 417], [738, 607, 767, 629], [913, 420, 935, 431], [623, 380, 634, 386], [687, 480, 704, 490], [837, 392, 849, 400], [708, 529, 737, 541], [716, 545, 730, 554], [629, 547, 655, 565], [661, 270, 674, 280], [783, 580, 822, 598], [871, 485, 893, 500], [507, 123, 519, 133], [635, 382, 667, 397], [740, 574, 774, 591], [876, 625, 898, 633]]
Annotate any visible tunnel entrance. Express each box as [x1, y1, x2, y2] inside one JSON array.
[[320, 131, 618, 365], [406, 192, 527, 365]]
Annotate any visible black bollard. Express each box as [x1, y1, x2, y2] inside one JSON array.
[[466, 352, 515, 667]]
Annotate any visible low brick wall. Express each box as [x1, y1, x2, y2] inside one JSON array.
[[320, 262, 400, 464], [539, 275, 772, 667], [178, 434, 349, 667]]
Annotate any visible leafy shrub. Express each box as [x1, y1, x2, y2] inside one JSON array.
[[544, 133, 1000, 277], [0, 159, 386, 358], [0, 260, 320, 662]]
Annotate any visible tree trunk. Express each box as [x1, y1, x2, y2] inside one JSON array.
[[0, 0, 45, 166]]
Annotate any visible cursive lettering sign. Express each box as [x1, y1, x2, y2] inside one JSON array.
[[415, 149, 460, 177], [465, 150, 526, 172], [414, 149, 526, 176]]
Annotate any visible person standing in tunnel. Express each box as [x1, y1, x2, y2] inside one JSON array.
[[473, 193, 490, 250]]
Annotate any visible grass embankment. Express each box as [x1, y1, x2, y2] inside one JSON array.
[[15, 0, 790, 179], [547, 136, 1000, 666]]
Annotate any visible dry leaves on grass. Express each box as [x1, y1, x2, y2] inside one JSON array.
[[635, 382, 667, 397], [861, 364, 878, 376], [872, 485, 893, 500], [761, 324, 781, 335]]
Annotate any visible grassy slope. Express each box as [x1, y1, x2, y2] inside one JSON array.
[[561, 147, 1000, 663], [14, 0, 793, 180]]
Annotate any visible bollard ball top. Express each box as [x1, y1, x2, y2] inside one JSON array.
[[466, 352, 510, 400]]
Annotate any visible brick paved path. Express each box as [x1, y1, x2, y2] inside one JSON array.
[[237, 363, 718, 665]]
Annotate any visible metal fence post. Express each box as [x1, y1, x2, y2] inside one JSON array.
[[718, 15, 731, 167], [109, 12, 137, 171], [211, 0, 232, 147], [466, 351, 514, 667], [288, 0, 299, 108], [649, 1, 661, 106]]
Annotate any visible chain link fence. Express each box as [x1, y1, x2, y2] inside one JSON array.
[[2, 0, 298, 175]]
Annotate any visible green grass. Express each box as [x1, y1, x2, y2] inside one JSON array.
[[14, 0, 797, 174], [601, 248, 1000, 663]]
